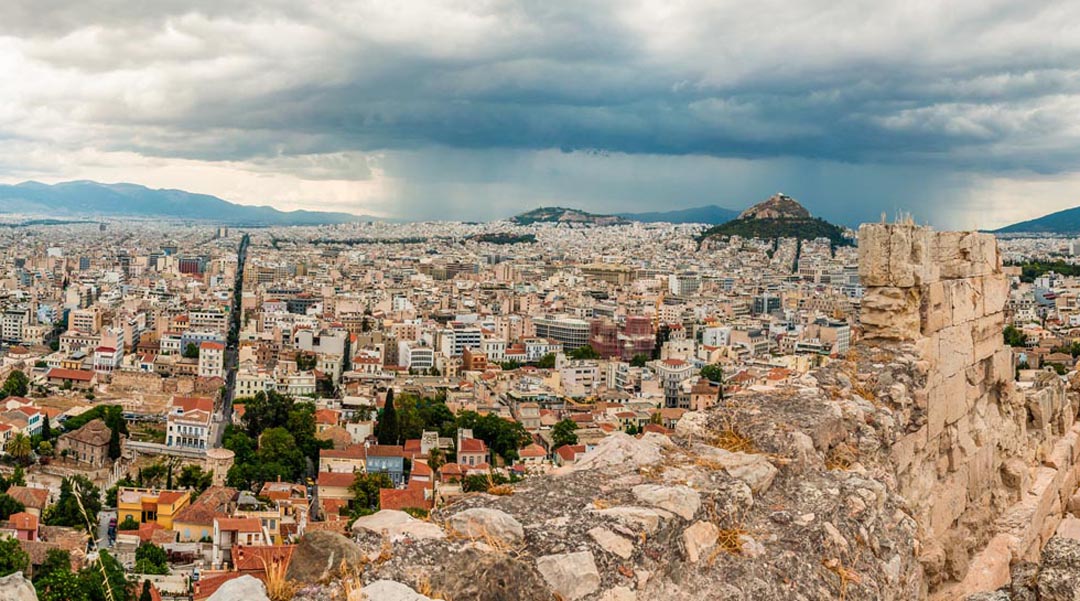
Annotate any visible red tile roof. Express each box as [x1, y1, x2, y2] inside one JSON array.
[[316, 472, 355, 487], [379, 487, 431, 511]]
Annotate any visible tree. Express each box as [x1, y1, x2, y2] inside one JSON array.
[[700, 363, 724, 383], [37, 440, 53, 456], [2, 370, 29, 397], [348, 472, 392, 517], [117, 515, 140, 531], [375, 388, 399, 445], [108, 425, 121, 460], [134, 542, 169, 575], [0, 493, 25, 520], [629, 354, 650, 367], [106, 476, 136, 507], [177, 465, 212, 497], [1004, 325, 1027, 347], [0, 535, 29, 577], [536, 353, 557, 368], [45, 475, 101, 529], [80, 549, 131, 601], [37, 566, 88, 601], [5, 433, 32, 462], [41, 414, 52, 440], [551, 419, 579, 448], [139, 580, 153, 601], [34, 549, 72, 584], [139, 462, 167, 488], [568, 345, 600, 360], [182, 342, 200, 359]]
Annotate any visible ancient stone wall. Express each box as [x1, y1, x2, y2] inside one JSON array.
[[860, 223, 1080, 599]]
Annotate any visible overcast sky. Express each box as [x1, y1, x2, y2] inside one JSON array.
[[1, 1, 1079, 227]]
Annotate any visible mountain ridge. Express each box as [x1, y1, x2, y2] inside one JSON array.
[[698, 193, 850, 245], [995, 205, 1080, 234], [618, 204, 740, 224], [0, 180, 373, 225]]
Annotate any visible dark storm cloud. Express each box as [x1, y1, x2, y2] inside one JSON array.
[[1, 0, 1080, 224]]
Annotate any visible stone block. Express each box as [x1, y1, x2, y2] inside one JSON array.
[[934, 231, 998, 280], [858, 223, 933, 287], [921, 280, 949, 335], [972, 313, 1006, 363], [862, 286, 922, 340], [890, 427, 927, 474], [930, 469, 969, 537], [982, 273, 1010, 315], [938, 324, 975, 378], [928, 370, 968, 426], [946, 277, 983, 325], [966, 443, 996, 500], [954, 533, 1015, 598]]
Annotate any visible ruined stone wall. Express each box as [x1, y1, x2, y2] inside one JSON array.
[[860, 223, 1080, 598]]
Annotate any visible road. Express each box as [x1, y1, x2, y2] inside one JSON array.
[[212, 233, 248, 447], [97, 508, 116, 550]]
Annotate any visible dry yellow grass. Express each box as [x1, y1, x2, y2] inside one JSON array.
[[825, 443, 859, 471], [822, 558, 862, 601]]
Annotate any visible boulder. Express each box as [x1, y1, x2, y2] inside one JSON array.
[[599, 586, 637, 601], [358, 580, 440, 601], [207, 575, 269, 601], [632, 484, 701, 520], [286, 530, 365, 583], [0, 572, 36, 601], [695, 445, 778, 494], [535, 551, 601, 601], [351, 509, 446, 540], [446, 508, 524, 547], [572, 432, 667, 472], [674, 411, 709, 439]]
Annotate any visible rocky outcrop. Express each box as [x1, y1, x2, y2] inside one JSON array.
[[358, 580, 441, 601], [351, 510, 445, 541], [207, 575, 269, 601], [0, 572, 36, 601], [286, 531, 365, 583]]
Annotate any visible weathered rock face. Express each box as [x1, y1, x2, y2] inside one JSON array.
[[351, 509, 446, 541], [207, 575, 269, 601], [0, 572, 37, 601], [357, 580, 441, 601], [286, 530, 366, 583]]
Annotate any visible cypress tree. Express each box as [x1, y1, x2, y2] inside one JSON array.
[[140, 579, 153, 601], [108, 425, 121, 460], [41, 414, 51, 440], [376, 388, 398, 445]]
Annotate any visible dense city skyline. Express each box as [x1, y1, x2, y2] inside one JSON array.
[[3, 2, 1080, 227]]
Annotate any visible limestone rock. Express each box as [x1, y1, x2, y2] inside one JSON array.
[[535, 551, 601, 601], [351, 509, 446, 540], [358, 580, 440, 601], [0, 572, 36, 601], [287, 530, 366, 583], [695, 445, 778, 493], [674, 411, 709, 438], [632, 484, 700, 520], [1037, 536, 1080, 601], [207, 575, 269, 601], [682, 521, 719, 563], [572, 432, 667, 472], [588, 526, 635, 559], [599, 586, 637, 601], [592, 506, 672, 534], [446, 508, 524, 546]]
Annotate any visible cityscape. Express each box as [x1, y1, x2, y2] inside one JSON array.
[[5, 2, 1080, 601]]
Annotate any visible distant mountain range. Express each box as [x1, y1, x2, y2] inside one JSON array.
[[617, 205, 740, 224], [698, 193, 850, 245], [509, 206, 630, 226], [995, 205, 1080, 234], [0, 181, 372, 225]]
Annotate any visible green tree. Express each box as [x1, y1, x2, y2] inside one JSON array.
[[134, 542, 169, 575], [37, 440, 52, 457], [117, 515, 140, 531], [182, 343, 200, 358], [700, 363, 724, 383], [41, 414, 52, 440], [1003, 325, 1027, 347], [37, 566, 88, 601], [348, 471, 392, 517], [34, 549, 72, 584], [45, 475, 101, 529], [2, 370, 29, 397], [108, 424, 121, 460], [80, 549, 131, 601], [139, 580, 153, 601], [568, 345, 600, 360], [536, 353, 556, 368], [629, 354, 650, 367], [551, 419, 579, 448], [0, 536, 29, 576], [177, 465, 213, 497], [139, 462, 167, 488], [4, 433, 32, 462], [106, 476, 136, 507], [0, 493, 25, 520], [375, 388, 399, 445]]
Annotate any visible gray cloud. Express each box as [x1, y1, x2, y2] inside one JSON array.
[[1, 0, 1079, 225]]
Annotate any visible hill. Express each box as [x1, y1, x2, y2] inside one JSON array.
[[618, 205, 740, 224], [698, 193, 849, 245], [510, 206, 629, 226], [995, 205, 1080, 234], [0, 180, 372, 225]]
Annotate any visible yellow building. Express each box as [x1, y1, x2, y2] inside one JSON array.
[[117, 487, 191, 531]]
